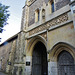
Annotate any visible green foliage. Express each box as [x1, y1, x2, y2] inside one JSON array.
[[0, 3, 10, 32]]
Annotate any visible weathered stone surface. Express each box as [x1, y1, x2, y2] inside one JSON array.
[[55, 0, 70, 10], [28, 0, 49, 26], [0, 37, 17, 72], [0, 72, 7, 75]]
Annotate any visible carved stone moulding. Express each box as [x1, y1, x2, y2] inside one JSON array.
[[29, 13, 68, 36]]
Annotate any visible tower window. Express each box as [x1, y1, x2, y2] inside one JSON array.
[[38, 10, 40, 21], [42, 9, 45, 19], [51, 2, 54, 13], [35, 9, 40, 22], [49, 0, 54, 13], [42, 9, 45, 22]]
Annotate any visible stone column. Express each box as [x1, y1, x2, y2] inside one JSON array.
[[25, 56, 32, 75], [48, 62, 58, 75], [48, 57, 58, 75]]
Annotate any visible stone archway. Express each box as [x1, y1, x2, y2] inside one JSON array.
[[49, 42, 75, 75], [32, 41, 48, 75], [26, 35, 47, 55], [57, 50, 75, 75]]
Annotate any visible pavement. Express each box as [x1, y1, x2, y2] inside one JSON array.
[[0, 72, 8, 75]]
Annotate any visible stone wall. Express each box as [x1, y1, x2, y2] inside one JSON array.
[[14, 32, 25, 63], [28, 0, 49, 26], [12, 32, 26, 75], [0, 36, 18, 72], [55, 0, 70, 10], [0, 42, 12, 71], [28, 0, 70, 26], [48, 22, 75, 50]]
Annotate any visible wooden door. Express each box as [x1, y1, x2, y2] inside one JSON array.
[[58, 51, 75, 75], [32, 49, 42, 75], [32, 42, 48, 75]]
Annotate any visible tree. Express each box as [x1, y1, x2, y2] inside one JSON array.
[[0, 3, 10, 33]]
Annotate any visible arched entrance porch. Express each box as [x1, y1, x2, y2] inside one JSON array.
[[49, 42, 75, 75], [32, 41, 48, 75], [26, 36, 48, 75], [58, 50, 75, 75]]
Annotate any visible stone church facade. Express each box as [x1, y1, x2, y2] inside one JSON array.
[[0, 0, 75, 75]]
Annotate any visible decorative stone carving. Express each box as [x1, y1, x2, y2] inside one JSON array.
[[29, 13, 68, 36], [39, 32, 47, 40]]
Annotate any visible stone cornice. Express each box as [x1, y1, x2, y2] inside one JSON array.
[[27, 20, 73, 39]]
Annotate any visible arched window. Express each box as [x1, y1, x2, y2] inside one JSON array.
[[42, 9, 45, 19], [49, 0, 54, 13], [51, 1, 54, 13], [35, 9, 40, 22]]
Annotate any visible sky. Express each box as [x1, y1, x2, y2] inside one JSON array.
[[0, 0, 26, 44]]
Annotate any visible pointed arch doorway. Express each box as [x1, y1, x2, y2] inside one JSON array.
[[58, 51, 75, 75], [32, 41, 48, 75]]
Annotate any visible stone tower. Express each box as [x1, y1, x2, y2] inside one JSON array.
[[13, 0, 75, 75]]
